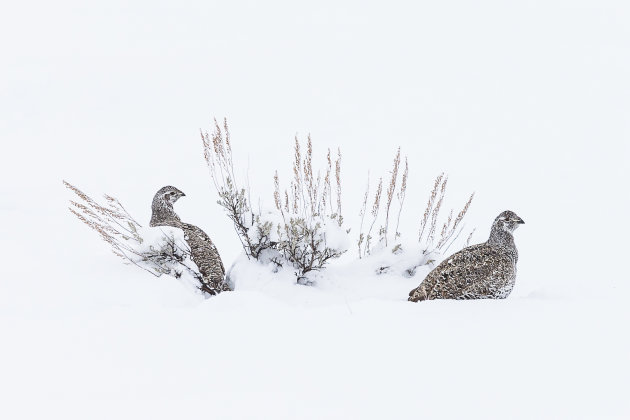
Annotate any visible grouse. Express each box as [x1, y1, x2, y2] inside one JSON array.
[[408, 210, 524, 302], [150, 186, 230, 295]]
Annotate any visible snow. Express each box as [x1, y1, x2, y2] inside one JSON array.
[[1, 0, 629, 419], [2, 292, 627, 419], [134, 225, 209, 296]]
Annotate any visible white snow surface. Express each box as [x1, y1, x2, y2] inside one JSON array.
[[2, 1, 629, 419]]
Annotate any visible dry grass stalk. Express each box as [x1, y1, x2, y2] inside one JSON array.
[[357, 172, 370, 258], [416, 172, 475, 256], [292, 136, 306, 217], [438, 209, 454, 249], [322, 149, 332, 213], [427, 176, 448, 248], [304, 135, 315, 216], [442, 224, 466, 255], [394, 157, 408, 239], [383, 148, 401, 246], [290, 181, 298, 214], [64, 181, 141, 250], [335, 148, 342, 225], [418, 173, 444, 244], [365, 177, 383, 255], [279, 137, 342, 223], [274, 171, 282, 213], [436, 192, 475, 250], [314, 171, 322, 215], [201, 118, 236, 193], [465, 228, 476, 247]]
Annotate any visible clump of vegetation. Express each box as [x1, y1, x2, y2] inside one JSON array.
[[418, 174, 474, 255], [65, 118, 476, 293], [204, 118, 475, 283], [202, 119, 273, 260], [202, 120, 349, 283], [357, 148, 410, 257], [63, 181, 204, 286], [355, 149, 475, 275], [272, 137, 347, 283]]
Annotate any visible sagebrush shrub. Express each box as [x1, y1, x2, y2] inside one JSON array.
[[202, 120, 349, 282]]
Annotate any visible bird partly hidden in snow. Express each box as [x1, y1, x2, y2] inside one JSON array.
[[408, 210, 525, 302], [149, 186, 231, 295]]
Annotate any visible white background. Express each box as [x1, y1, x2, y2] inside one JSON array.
[[1, 1, 629, 418]]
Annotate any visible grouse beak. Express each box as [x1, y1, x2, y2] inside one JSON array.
[[516, 217, 525, 224]]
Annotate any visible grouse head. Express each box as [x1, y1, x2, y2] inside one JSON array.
[[158, 186, 185, 204], [150, 186, 186, 227], [493, 210, 525, 233]]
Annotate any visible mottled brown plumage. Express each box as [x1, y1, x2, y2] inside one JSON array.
[[180, 222, 230, 295], [150, 186, 230, 296], [409, 210, 524, 302]]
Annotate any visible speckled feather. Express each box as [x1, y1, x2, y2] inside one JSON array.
[[409, 210, 524, 302], [181, 222, 230, 295]]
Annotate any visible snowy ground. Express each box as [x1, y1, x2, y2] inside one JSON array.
[[2, 1, 629, 419]]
